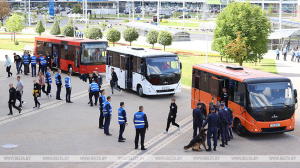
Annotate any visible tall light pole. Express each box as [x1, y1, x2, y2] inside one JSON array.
[[183, 0, 185, 27], [279, 0, 282, 29], [118, 0, 119, 19], [157, 0, 160, 25], [142, 0, 144, 20], [29, 0, 31, 27], [132, 1, 134, 22]]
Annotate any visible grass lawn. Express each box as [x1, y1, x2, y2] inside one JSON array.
[[0, 38, 35, 51], [180, 55, 277, 87]]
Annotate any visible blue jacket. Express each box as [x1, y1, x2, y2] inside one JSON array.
[[65, 76, 71, 88], [202, 112, 220, 128], [39, 56, 47, 65], [276, 49, 279, 55], [55, 73, 61, 85], [134, 111, 145, 129], [193, 107, 203, 126], [23, 55, 30, 65], [218, 109, 230, 126], [99, 95, 106, 110], [91, 82, 99, 92], [103, 101, 112, 117], [118, 107, 127, 125], [45, 72, 52, 84], [31, 55, 37, 65]]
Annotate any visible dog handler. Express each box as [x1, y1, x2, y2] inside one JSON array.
[[192, 102, 203, 138], [202, 107, 220, 152]]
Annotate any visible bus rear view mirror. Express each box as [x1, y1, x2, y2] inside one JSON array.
[[294, 89, 297, 99], [180, 62, 182, 69]]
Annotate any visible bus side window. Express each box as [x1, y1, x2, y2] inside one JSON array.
[[133, 56, 137, 72], [192, 69, 199, 89], [112, 52, 120, 68], [234, 82, 246, 106], [200, 71, 205, 92], [68, 46, 74, 61], [120, 55, 125, 70], [137, 57, 141, 73], [228, 79, 235, 102]]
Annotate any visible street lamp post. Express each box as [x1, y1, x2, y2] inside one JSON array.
[[29, 0, 31, 27], [205, 24, 209, 63], [279, 0, 282, 29], [183, 0, 185, 27]]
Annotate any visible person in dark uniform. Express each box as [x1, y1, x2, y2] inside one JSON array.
[[33, 79, 41, 109], [103, 96, 112, 136], [87, 73, 97, 104], [202, 107, 221, 151], [23, 52, 30, 75], [95, 71, 103, 90], [218, 103, 230, 147], [208, 102, 214, 114], [46, 51, 52, 71], [99, 89, 106, 129], [220, 88, 228, 107], [192, 102, 203, 138], [214, 101, 220, 113], [110, 68, 122, 95], [89, 79, 99, 106], [134, 106, 148, 150], [13, 53, 23, 74], [118, 102, 128, 142], [55, 69, 63, 100], [163, 98, 181, 134], [8, 83, 22, 115], [65, 72, 72, 103]]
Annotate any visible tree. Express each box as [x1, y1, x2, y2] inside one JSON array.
[[157, 30, 172, 51], [106, 28, 121, 46], [67, 2, 72, 7], [35, 19, 45, 36], [173, 12, 178, 19], [146, 30, 159, 49], [268, 5, 274, 16], [122, 28, 139, 46], [84, 27, 102, 40], [5, 13, 24, 42], [67, 18, 74, 25], [225, 31, 251, 66], [31, 13, 37, 22], [23, 13, 28, 24], [43, 12, 49, 31], [37, 5, 42, 10], [73, 4, 82, 14], [55, 14, 63, 23], [50, 20, 61, 35], [62, 25, 74, 37], [200, 4, 210, 20], [0, 0, 12, 26], [100, 22, 108, 32], [212, 2, 272, 64]]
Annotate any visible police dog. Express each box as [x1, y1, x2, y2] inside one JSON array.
[[184, 129, 207, 151]]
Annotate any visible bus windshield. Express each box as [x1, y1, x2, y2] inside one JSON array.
[[247, 82, 294, 108], [81, 43, 107, 65], [146, 56, 180, 75]]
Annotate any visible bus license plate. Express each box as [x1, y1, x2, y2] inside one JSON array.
[[270, 123, 280, 127], [162, 86, 170, 90]]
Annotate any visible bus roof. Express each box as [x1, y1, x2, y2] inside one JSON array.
[[35, 36, 108, 46], [107, 46, 177, 57], [193, 63, 287, 83]]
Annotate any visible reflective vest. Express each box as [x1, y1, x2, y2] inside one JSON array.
[[39, 56, 47, 65], [297, 51, 300, 57], [118, 107, 127, 125], [31, 56, 37, 65], [91, 82, 99, 92], [23, 55, 29, 65], [55, 73, 61, 84], [134, 111, 145, 129], [103, 101, 112, 117], [45, 72, 52, 83], [99, 95, 106, 110], [65, 76, 71, 88]]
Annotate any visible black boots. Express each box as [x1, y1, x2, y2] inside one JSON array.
[[225, 140, 228, 145], [213, 146, 217, 151], [206, 146, 212, 151], [220, 141, 225, 147]]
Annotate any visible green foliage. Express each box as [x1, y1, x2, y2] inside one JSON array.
[[146, 30, 159, 49], [14, 4, 19, 8], [213, 2, 272, 63], [37, 5, 42, 10], [173, 12, 178, 18], [5, 13, 25, 41], [62, 25, 74, 37], [14, 41, 19, 45], [73, 4, 82, 14], [31, 13, 37, 21], [67, 2, 72, 7], [100, 22, 108, 32], [50, 20, 61, 35], [55, 15, 63, 23], [23, 13, 28, 24], [268, 5, 274, 15], [124, 19, 129, 22], [35, 19, 45, 36], [84, 27, 102, 40], [157, 30, 172, 51], [122, 28, 139, 46], [43, 12, 49, 28], [161, 20, 168, 23], [106, 28, 121, 46], [67, 18, 74, 25]]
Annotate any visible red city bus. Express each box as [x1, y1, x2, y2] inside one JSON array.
[[35, 36, 108, 74], [191, 63, 298, 136]]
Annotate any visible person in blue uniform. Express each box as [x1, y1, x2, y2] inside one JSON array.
[[276, 47, 280, 60], [65, 72, 72, 103], [202, 107, 220, 151], [45, 68, 52, 98], [99, 89, 106, 129], [89, 79, 99, 106], [23, 52, 30, 75], [55, 69, 63, 100], [193, 102, 203, 138], [218, 103, 230, 147], [31, 54, 37, 77], [118, 102, 128, 142], [39, 55, 47, 75], [134, 106, 149, 150], [103, 96, 112, 136]]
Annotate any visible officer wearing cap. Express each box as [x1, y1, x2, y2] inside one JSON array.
[[202, 107, 220, 152], [218, 103, 230, 147], [208, 102, 214, 114], [193, 102, 203, 138]]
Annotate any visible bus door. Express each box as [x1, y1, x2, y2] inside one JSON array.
[[125, 55, 132, 89], [53, 44, 60, 68], [211, 76, 219, 105], [75, 47, 80, 72], [194, 75, 200, 106], [119, 55, 126, 89]]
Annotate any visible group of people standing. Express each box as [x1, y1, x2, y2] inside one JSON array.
[[276, 41, 300, 62]]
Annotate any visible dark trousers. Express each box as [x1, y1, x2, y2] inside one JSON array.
[[41, 65, 47, 75], [276, 54, 279, 60], [284, 53, 287, 61], [66, 88, 71, 102], [291, 55, 295, 61], [166, 116, 179, 131], [99, 109, 104, 128], [8, 100, 20, 114], [104, 116, 111, 135], [207, 127, 218, 147], [220, 124, 228, 142], [47, 83, 51, 95], [193, 122, 201, 138], [186, 135, 202, 148], [31, 64, 36, 77], [34, 93, 40, 107], [24, 64, 29, 75], [56, 84, 61, 99], [135, 128, 146, 148], [16, 91, 23, 107], [6, 66, 12, 77], [16, 62, 21, 73], [41, 85, 48, 96], [89, 91, 99, 105], [119, 123, 126, 140]]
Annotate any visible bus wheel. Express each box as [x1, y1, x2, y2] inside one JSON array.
[[137, 85, 144, 97], [68, 65, 74, 76], [235, 119, 246, 136]]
